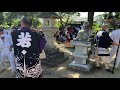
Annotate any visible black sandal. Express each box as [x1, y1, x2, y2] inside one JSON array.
[[97, 67, 102, 69], [106, 69, 112, 72]]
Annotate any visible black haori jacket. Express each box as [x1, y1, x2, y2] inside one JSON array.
[[12, 27, 45, 78], [96, 30, 113, 56]]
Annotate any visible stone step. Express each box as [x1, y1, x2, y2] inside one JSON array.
[[46, 52, 64, 58], [68, 61, 96, 72], [41, 56, 68, 67], [45, 49, 59, 55]]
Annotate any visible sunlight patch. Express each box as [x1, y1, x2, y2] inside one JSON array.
[[68, 73, 80, 78], [57, 66, 66, 71], [8, 67, 11, 70]]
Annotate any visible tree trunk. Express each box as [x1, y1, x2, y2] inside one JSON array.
[[88, 12, 94, 34], [59, 18, 65, 27], [65, 15, 70, 26]]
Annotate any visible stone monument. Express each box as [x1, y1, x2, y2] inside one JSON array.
[[69, 21, 94, 72], [39, 12, 68, 67], [39, 12, 59, 48]]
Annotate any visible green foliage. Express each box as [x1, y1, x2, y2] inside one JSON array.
[[32, 18, 41, 28], [92, 23, 101, 32], [55, 20, 61, 27], [2, 22, 10, 28], [0, 12, 42, 28], [11, 18, 21, 28], [56, 12, 80, 27], [0, 12, 80, 29], [102, 12, 120, 29], [95, 15, 105, 25], [0, 12, 4, 25]]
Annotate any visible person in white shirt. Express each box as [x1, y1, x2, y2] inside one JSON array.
[[3, 29, 8, 35], [0, 29, 16, 76], [110, 26, 120, 68]]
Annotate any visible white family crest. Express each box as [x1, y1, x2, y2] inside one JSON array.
[[16, 32, 32, 55], [16, 32, 32, 48]]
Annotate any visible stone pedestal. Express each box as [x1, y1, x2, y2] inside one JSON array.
[[42, 29, 57, 49], [69, 40, 93, 72], [41, 28, 68, 67]]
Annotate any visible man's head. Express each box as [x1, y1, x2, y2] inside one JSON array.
[[101, 24, 109, 31], [0, 29, 4, 37], [21, 16, 32, 28]]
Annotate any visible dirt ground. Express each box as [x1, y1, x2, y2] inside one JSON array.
[[0, 42, 120, 78]]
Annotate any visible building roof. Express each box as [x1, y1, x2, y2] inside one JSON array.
[[38, 12, 61, 19], [74, 17, 97, 21]]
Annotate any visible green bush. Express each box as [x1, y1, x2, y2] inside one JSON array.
[[55, 21, 61, 28], [92, 23, 101, 32], [32, 18, 42, 28], [11, 18, 21, 28]]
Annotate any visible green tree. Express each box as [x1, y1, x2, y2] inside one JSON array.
[[3, 12, 42, 28], [57, 12, 80, 27], [0, 12, 4, 25], [92, 23, 101, 32], [11, 18, 21, 28], [103, 12, 120, 29], [32, 18, 42, 28]]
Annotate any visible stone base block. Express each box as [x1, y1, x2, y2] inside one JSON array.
[[41, 48, 68, 67], [68, 61, 95, 72]]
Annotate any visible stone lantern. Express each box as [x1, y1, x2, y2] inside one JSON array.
[[39, 12, 61, 48], [39, 12, 67, 67], [68, 21, 95, 72]]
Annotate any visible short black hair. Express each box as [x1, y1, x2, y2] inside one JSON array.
[[21, 16, 32, 27]]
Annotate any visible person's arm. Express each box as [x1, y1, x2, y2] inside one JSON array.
[[111, 42, 120, 46], [9, 35, 13, 51], [106, 33, 120, 46], [109, 31, 120, 46], [99, 32, 118, 48]]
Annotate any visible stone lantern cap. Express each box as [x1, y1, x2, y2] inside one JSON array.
[[39, 12, 61, 19]]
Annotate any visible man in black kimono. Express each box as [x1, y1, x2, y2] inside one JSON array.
[[95, 24, 120, 72], [12, 17, 43, 78]]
